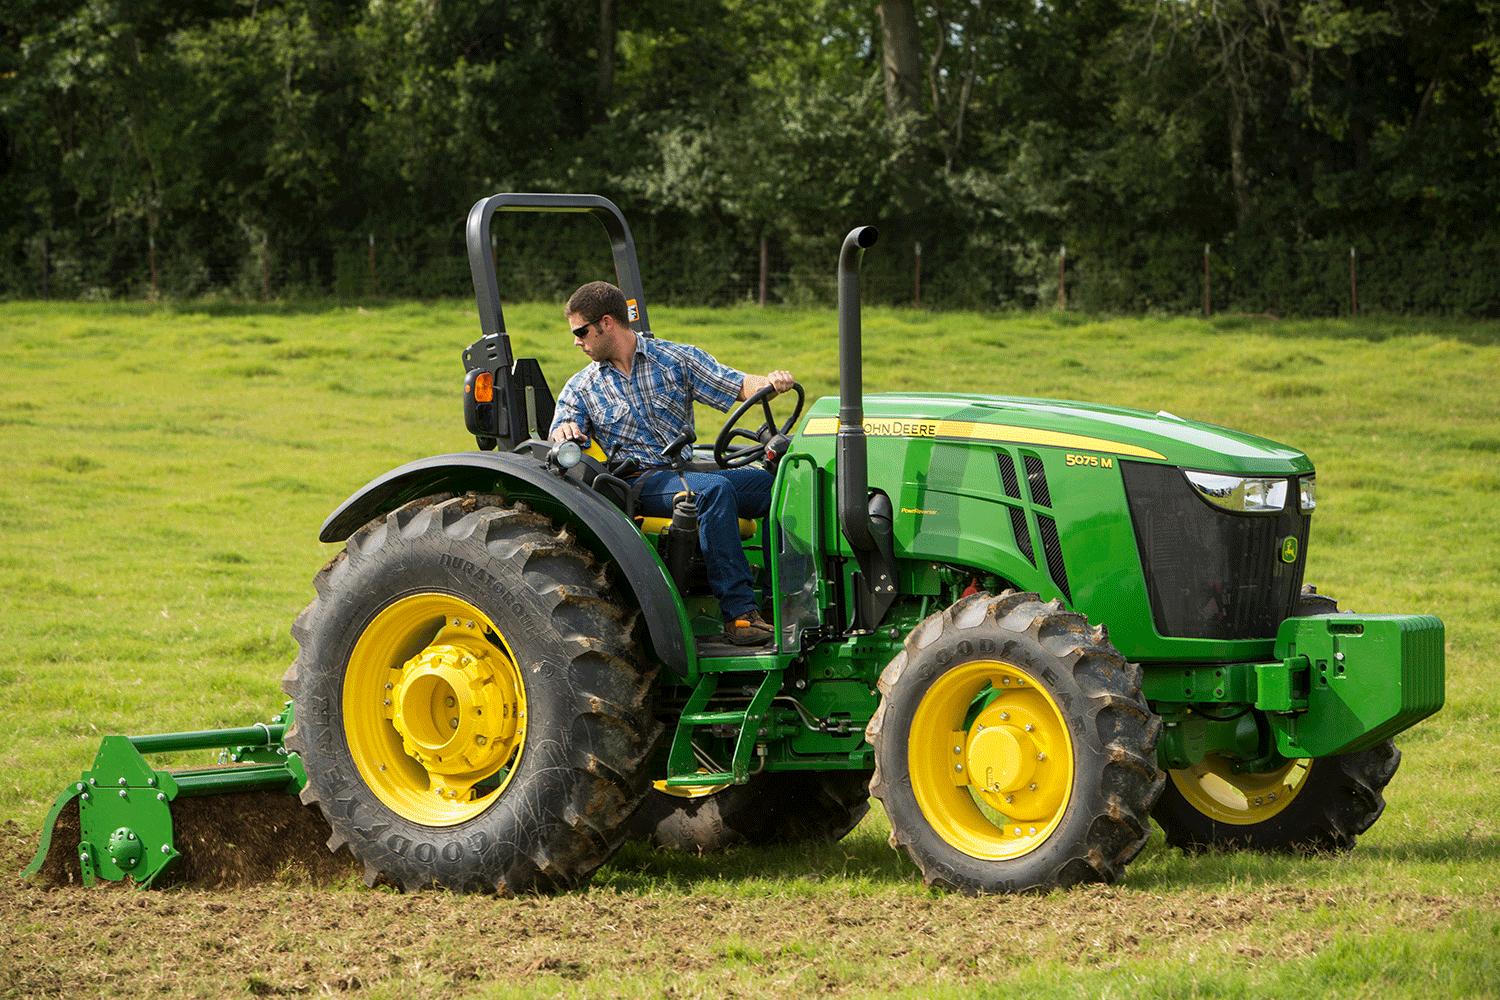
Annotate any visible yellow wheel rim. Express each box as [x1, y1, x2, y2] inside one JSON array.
[[1168, 754, 1311, 825], [908, 660, 1074, 860], [343, 593, 526, 827], [651, 774, 733, 799]]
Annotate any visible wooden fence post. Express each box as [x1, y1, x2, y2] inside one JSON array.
[[760, 235, 769, 307], [914, 241, 922, 308], [1350, 246, 1358, 317], [1059, 246, 1066, 309], [1204, 243, 1211, 318]]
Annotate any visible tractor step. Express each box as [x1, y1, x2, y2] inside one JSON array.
[[664, 671, 782, 787]]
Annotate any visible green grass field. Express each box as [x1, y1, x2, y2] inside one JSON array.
[[1, 300, 1497, 999]]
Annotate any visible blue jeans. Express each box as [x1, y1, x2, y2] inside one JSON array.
[[634, 467, 773, 620]]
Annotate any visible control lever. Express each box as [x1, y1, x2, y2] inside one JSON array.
[[660, 429, 697, 471]]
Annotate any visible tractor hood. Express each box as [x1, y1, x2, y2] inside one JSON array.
[[796, 392, 1314, 475]]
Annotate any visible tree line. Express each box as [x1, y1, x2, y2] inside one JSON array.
[[3, 0, 1498, 314]]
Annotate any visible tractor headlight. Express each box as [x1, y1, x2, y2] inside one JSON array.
[[1183, 470, 1288, 513], [1299, 474, 1316, 512], [548, 439, 583, 472]]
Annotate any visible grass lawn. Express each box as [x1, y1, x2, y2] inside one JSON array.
[[0, 299, 1496, 999]]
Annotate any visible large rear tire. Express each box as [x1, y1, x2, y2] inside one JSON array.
[[1151, 590, 1400, 853], [626, 770, 871, 852], [868, 591, 1162, 894], [282, 494, 658, 894]]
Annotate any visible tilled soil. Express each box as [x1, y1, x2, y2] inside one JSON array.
[[29, 792, 362, 891], [0, 813, 1479, 1000]]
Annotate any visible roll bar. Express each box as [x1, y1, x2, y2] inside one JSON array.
[[465, 192, 653, 352]]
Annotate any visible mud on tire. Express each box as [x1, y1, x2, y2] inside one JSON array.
[[281, 494, 659, 895], [868, 591, 1163, 895]]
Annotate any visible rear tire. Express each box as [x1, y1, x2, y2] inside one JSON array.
[[1150, 590, 1400, 853], [282, 494, 658, 894], [868, 591, 1162, 894], [627, 770, 871, 852]]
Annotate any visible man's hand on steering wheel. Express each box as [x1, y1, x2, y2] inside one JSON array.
[[764, 369, 795, 396], [714, 378, 805, 470]]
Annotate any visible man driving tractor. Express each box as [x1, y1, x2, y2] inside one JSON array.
[[548, 280, 794, 646]]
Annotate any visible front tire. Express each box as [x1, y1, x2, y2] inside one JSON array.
[[282, 494, 658, 894], [1150, 590, 1400, 853], [1151, 742, 1399, 853], [868, 591, 1163, 894]]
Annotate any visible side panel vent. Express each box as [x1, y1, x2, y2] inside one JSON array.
[[998, 452, 1022, 500], [1037, 514, 1072, 604], [1023, 453, 1052, 508], [1008, 505, 1035, 566]]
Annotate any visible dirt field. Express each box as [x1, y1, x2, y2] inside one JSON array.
[[4, 799, 1489, 1000]]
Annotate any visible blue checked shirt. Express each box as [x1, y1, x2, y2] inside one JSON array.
[[550, 334, 745, 469]]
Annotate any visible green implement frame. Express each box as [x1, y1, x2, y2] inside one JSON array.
[[24, 711, 303, 887]]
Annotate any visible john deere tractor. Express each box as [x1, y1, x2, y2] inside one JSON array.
[[28, 193, 1444, 895]]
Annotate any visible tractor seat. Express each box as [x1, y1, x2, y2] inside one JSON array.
[[636, 516, 758, 539]]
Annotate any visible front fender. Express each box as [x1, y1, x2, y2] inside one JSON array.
[[319, 451, 692, 678]]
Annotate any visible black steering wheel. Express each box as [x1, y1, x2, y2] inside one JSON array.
[[714, 382, 805, 469]]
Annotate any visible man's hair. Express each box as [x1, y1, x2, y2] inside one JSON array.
[[566, 281, 630, 325]]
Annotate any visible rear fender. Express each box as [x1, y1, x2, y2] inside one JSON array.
[[319, 451, 693, 678]]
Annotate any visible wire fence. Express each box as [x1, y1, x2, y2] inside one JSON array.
[[10, 229, 1500, 318]]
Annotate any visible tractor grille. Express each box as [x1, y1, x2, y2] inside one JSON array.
[[1121, 461, 1309, 640]]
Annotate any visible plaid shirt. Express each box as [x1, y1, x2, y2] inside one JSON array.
[[550, 334, 744, 469]]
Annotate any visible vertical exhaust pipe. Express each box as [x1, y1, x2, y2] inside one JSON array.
[[837, 225, 879, 554], [835, 226, 897, 631]]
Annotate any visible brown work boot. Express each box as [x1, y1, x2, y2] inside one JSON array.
[[723, 609, 775, 646]]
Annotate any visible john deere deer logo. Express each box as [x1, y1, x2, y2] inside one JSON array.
[[1280, 536, 1299, 563]]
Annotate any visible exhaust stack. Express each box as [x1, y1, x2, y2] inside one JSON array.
[[835, 226, 898, 631]]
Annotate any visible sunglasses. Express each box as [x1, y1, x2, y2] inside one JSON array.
[[571, 318, 600, 339]]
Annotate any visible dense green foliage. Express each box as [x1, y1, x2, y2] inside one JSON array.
[[3, 0, 1499, 314]]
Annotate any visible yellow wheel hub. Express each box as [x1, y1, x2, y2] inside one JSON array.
[[908, 660, 1073, 859], [344, 593, 526, 826], [1169, 754, 1310, 825]]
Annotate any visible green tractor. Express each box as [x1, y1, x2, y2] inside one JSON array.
[[28, 193, 1444, 895]]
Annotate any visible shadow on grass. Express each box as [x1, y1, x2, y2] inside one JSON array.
[[1357, 833, 1500, 864], [1119, 829, 1500, 894], [594, 829, 921, 895], [594, 824, 1500, 898]]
